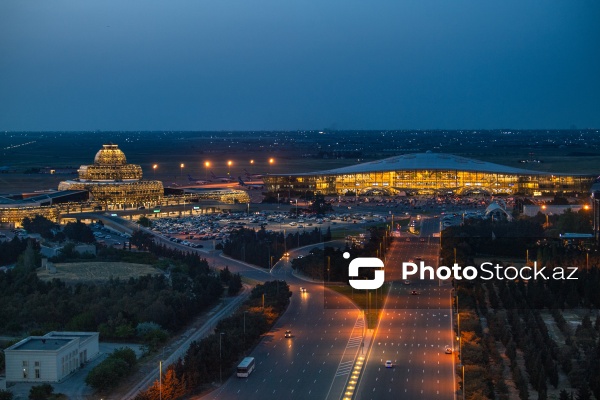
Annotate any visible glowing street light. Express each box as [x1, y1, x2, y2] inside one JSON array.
[[541, 205, 549, 227], [204, 161, 210, 179], [268, 158, 275, 175], [250, 159, 254, 164], [153, 164, 157, 178], [180, 163, 184, 180], [227, 160, 232, 176]]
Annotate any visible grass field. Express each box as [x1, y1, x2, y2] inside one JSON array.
[[326, 283, 390, 329], [37, 261, 161, 284]]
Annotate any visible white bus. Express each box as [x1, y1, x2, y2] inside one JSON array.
[[236, 357, 255, 378]]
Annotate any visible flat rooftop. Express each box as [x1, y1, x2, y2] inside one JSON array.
[[45, 331, 96, 339], [9, 337, 73, 351]]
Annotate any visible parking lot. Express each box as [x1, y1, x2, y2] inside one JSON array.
[[145, 209, 393, 251]]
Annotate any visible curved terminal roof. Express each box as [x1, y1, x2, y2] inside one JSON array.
[[283, 153, 579, 176]]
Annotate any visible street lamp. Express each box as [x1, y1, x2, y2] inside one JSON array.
[[219, 332, 225, 384], [243, 311, 248, 349], [153, 164, 157, 178], [541, 204, 548, 227], [159, 360, 162, 400], [457, 313, 461, 361], [462, 364, 466, 400], [227, 160, 232, 176], [587, 251, 589, 270], [180, 163, 184, 181], [205, 161, 210, 180]]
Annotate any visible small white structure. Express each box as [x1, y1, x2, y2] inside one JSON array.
[[485, 202, 513, 221], [4, 331, 99, 383]]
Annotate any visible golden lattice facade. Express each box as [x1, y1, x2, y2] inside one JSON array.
[[59, 143, 163, 207]]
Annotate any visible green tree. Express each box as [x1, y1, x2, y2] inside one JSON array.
[[17, 240, 39, 271], [228, 273, 242, 296], [556, 209, 592, 234], [85, 348, 137, 390], [137, 216, 153, 228], [576, 385, 592, 400], [310, 194, 333, 215], [220, 266, 232, 283], [0, 390, 14, 400], [21, 215, 57, 239], [559, 390, 571, 400], [85, 357, 129, 390], [28, 384, 53, 400], [131, 230, 154, 251], [111, 347, 137, 368], [63, 221, 95, 243]]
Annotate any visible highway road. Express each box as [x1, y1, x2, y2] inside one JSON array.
[[355, 217, 455, 400], [98, 214, 363, 400], [204, 255, 363, 400]]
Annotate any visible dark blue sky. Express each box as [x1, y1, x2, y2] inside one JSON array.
[[1, 1, 599, 131]]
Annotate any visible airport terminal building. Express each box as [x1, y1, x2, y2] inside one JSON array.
[[0, 144, 163, 226], [264, 153, 596, 196], [58, 143, 163, 208]]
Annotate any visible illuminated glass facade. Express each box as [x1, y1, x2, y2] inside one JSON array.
[[265, 153, 596, 196], [0, 206, 59, 225]]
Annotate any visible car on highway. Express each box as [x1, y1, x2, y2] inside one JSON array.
[[404, 280, 410, 285], [285, 330, 292, 338], [445, 347, 453, 354], [411, 290, 419, 295], [300, 287, 307, 293], [385, 360, 393, 368]]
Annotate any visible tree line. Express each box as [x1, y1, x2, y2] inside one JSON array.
[[22, 216, 95, 243], [222, 226, 331, 268]]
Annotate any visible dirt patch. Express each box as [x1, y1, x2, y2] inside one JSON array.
[[37, 261, 161, 284]]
